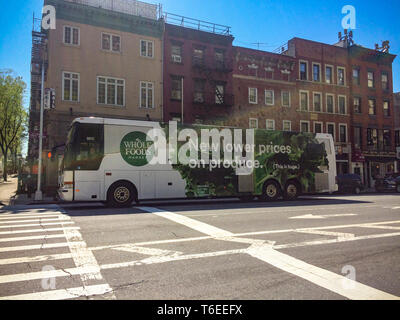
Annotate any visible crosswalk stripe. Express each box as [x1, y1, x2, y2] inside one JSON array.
[[0, 253, 73, 265], [0, 241, 85, 253], [0, 214, 63, 220], [0, 217, 71, 225], [0, 265, 100, 284], [0, 221, 74, 229], [0, 226, 80, 235], [0, 284, 113, 300], [0, 234, 65, 243]]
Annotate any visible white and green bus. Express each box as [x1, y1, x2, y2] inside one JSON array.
[[58, 117, 337, 207]]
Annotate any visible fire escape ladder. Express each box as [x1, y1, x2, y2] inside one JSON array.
[[203, 69, 224, 105]]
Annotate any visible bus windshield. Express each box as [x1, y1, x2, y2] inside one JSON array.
[[64, 122, 104, 171]]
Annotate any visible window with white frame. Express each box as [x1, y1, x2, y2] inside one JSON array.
[[97, 76, 125, 106], [62, 72, 79, 102], [281, 91, 290, 107], [249, 88, 258, 104], [327, 123, 335, 141], [265, 90, 274, 105], [313, 63, 321, 82], [339, 124, 347, 143], [63, 26, 80, 46], [326, 94, 334, 113], [337, 67, 345, 86], [249, 118, 258, 129], [299, 61, 308, 80], [338, 95, 346, 114], [300, 121, 310, 133], [140, 81, 154, 109], [283, 120, 291, 132], [266, 119, 275, 130], [314, 122, 323, 134], [300, 91, 309, 111], [140, 40, 154, 58], [313, 92, 322, 112], [325, 65, 333, 84], [102, 33, 121, 52]]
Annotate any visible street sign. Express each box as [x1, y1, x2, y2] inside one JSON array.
[[44, 88, 56, 109]]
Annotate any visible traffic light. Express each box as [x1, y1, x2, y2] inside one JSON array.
[[50, 88, 56, 109]]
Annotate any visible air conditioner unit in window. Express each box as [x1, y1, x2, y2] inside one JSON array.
[[171, 90, 181, 100], [172, 55, 182, 63]]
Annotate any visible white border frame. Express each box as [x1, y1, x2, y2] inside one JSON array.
[[300, 120, 310, 133], [314, 121, 323, 134], [312, 91, 323, 112], [299, 90, 310, 111], [249, 118, 258, 129], [337, 66, 346, 86], [62, 71, 80, 102], [338, 123, 348, 143], [326, 122, 336, 141], [265, 89, 274, 106], [282, 120, 292, 132], [312, 62, 322, 82], [101, 32, 122, 53], [249, 87, 258, 104], [140, 39, 155, 59], [325, 64, 334, 84], [337, 95, 347, 115], [266, 119, 275, 130], [299, 60, 309, 81], [326, 93, 335, 114], [139, 81, 155, 109], [96, 75, 126, 107], [63, 25, 80, 46], [281, 90, 291, 107]]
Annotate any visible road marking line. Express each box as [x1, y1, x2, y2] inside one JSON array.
[[0, 221, 74, 229], [0, 253, 73, 265], [139, 207, 400, 300], [0, 226, 80, 235], [0, 214, 62, 220], [0, 242, 84, 253], [139, 207, 233, 238], [0, 217, 71, 225], [358, 225, 400, 230], [246, 243, 399, 300], [295, 229, 355, 240], [100, 249, 247, 270], [290, 214, 357, 220], [57, 210, 115, 299], [0, 234, 65, 243], [0, 284, 113, 300], [0, 265, 100, 284], [112, 245, 181, 257], [0, 212, 63, 218]]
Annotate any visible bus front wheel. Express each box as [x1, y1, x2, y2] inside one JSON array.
[[261, 180, 281, 201], [107, 181, 137, 208], [284, 181, 300, 200]]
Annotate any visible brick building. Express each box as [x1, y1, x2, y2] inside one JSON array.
[[394, 92, 400, 169], [163, 14, 234, 124]]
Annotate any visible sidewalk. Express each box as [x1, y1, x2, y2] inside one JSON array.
[[0, 176, 18, 206]]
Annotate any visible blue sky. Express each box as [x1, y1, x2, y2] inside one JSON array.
[[1, 0, 399, 110]]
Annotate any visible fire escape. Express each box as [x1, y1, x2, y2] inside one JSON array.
[[28, 15, 48, 159]]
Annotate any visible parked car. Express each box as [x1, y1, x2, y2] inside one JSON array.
[[375, 173, 400, 193], [336, 174, 365, 194]]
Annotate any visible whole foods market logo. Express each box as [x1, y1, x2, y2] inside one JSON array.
[[120, 132, 154, 166]]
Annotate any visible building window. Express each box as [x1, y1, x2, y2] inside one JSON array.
[[193, 79, 205, 103], [249, 118, 258, 129], [62, 72, 79, 102], [313, 63, 321, 82], [300, 61, 308, 80], [383, 130, 391, 147], [354, 97, 361, 114], [313, 92, 322, 112], [395, 130, 400, 146], [368, 71, 374, 88], [300, 91, 309, 111], [300, 121, 310, 133], [352, 68, 360, 85], [367, 128, 378, 149], [97, 76, 125, 106], [327, 123, 335, 141], [63, 26, 80, 46], [215, 84, 225, 104], [171, 44, 182, 63], [171, 77, 182, 100], [382, 73, 389, 90], [338, 96, 346, 114], [140, 81, 154, 109], [140, 40, 154, 58], [193, 48, 204, 66], [215, 49, 225, 69], [249, 88, 258, 104], [354, 127, 362, 148], [281, 91, 290, 107], [283, 120, 291, 132], [326, 94, 334, 113], [266, 119, 275, 131], [265, 90, 274, 105], [339, 124, 347, 143], [383, 101, 390, 117], [314, 122, 323, 134], [325, 65, 333, 84], [102, 33, 121, 52], [368, 99, 376, 115], [337, 67, 345, 86]]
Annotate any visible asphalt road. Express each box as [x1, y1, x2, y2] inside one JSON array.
[[0, 193, 400, 300]]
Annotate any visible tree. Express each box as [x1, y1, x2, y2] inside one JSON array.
[[0, 71, 27, 181]]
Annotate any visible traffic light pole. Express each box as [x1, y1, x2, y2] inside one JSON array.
[[34, 56, 45, 201]]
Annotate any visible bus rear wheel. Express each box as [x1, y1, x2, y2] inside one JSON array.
[[107, 182, 136, 208], [261, 180, 281, 201], [284, 181, 300, 200]]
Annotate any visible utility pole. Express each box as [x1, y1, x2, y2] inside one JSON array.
[[181, 77, 184, 125]]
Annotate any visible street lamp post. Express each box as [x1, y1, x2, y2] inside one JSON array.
[[34, 43, 46, 201]]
